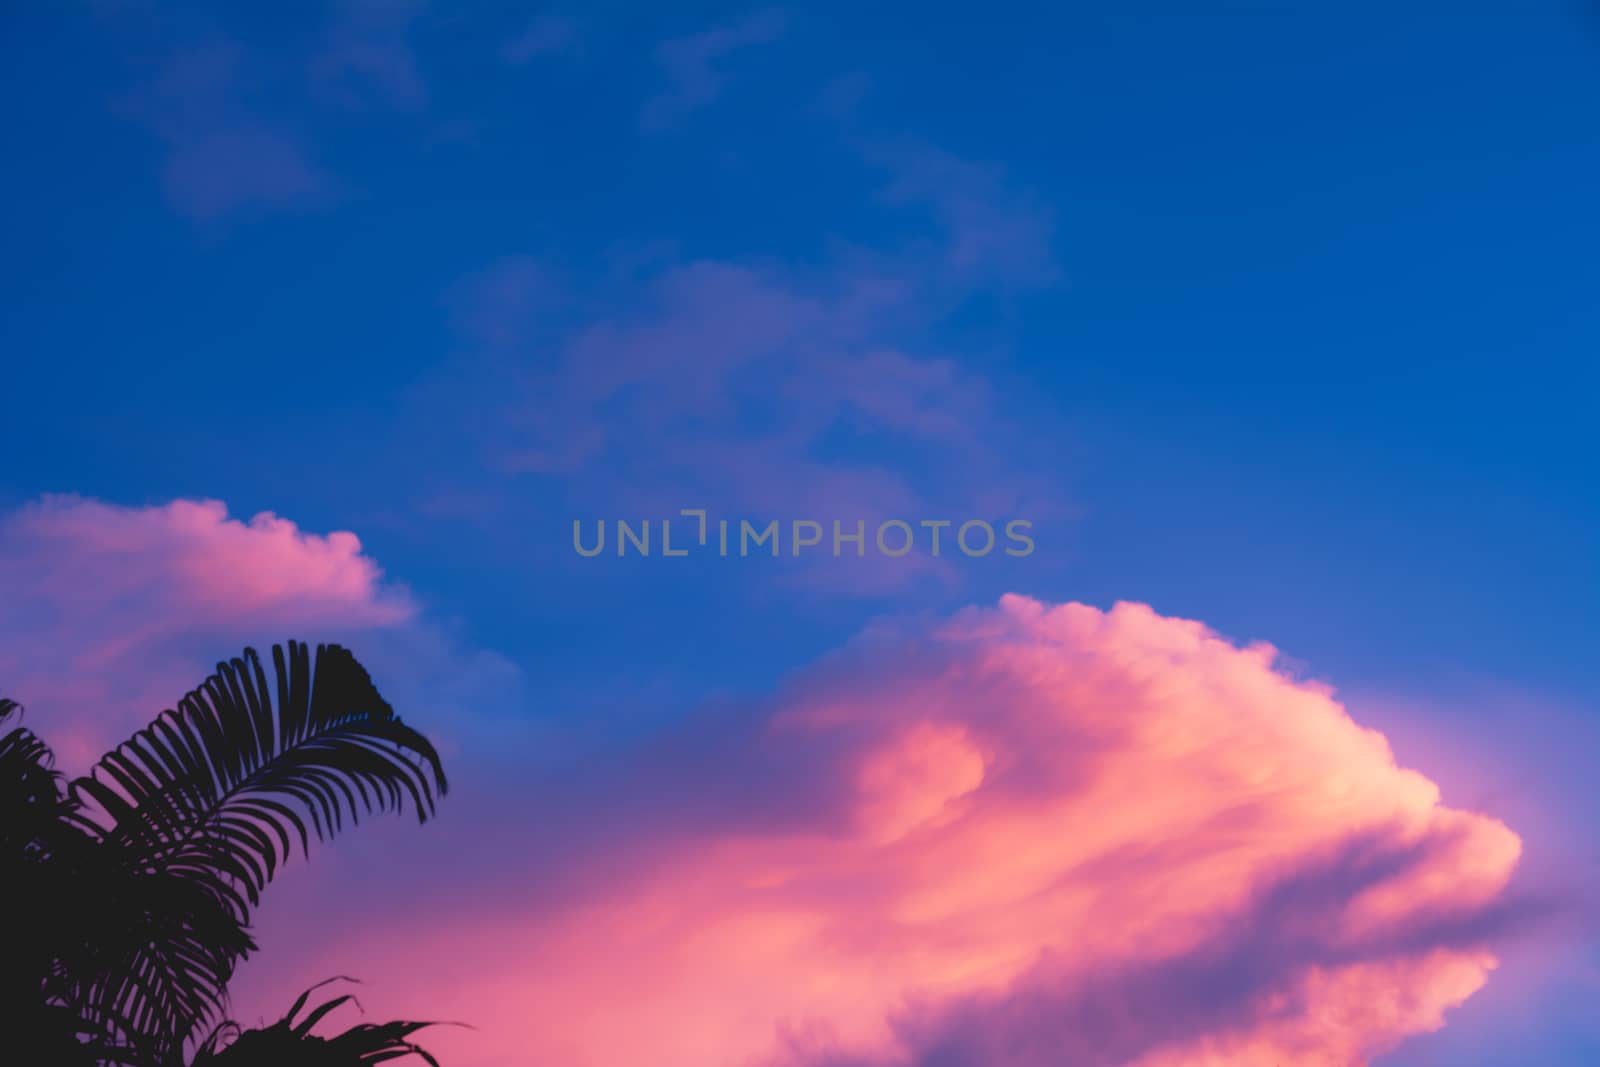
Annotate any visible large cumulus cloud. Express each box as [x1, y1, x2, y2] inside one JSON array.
[[258, 597, 1521, 1067], [0, 496, 1524, 1065]]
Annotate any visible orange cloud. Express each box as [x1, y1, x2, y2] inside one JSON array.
[[249, 596, 1522, 1067]]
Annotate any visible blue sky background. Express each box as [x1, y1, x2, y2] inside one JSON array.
[[4, 4, 1599, 1063]]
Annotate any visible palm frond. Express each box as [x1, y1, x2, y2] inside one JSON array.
[[58, 642, 448, 1062], [191, 980, 449, 1066], [0, 697, 72, 860], [52, 869, 256, 1064], [2, 698, 152, 1064], [73, 641, 446, 905]]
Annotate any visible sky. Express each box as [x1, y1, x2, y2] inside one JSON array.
[[2, 3, 1599, 1065]]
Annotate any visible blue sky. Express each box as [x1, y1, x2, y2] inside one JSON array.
[[4, 4, 1599, 1064]]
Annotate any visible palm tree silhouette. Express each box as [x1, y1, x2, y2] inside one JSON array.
[[2, 641, 450, 1065]]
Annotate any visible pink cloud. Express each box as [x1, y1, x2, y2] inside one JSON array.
[[227, 596, 1524, 1067], [0, 495, 413, 770], [1323, 683, 1600, 1060], [0, 494, 1529, 1062]]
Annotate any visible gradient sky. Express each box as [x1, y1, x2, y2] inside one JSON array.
[[3, 4, 1599, 1065]]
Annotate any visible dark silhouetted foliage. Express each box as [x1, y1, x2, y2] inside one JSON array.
[[1, 643, 450, 1066], [192, 980, 444, 1067]]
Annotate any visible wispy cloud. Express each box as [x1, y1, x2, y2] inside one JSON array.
[[310, 0, 429, 110], [115, 41, 329, 221], [436, 141, 1064, 594], [502, 13, 581, 65], [640, 8, 787, 131], [873, 142, 1062, 289]]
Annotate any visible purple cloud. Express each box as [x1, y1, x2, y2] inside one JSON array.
[[114, 41, 329, 221], [429, 138, 1065, 593]]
